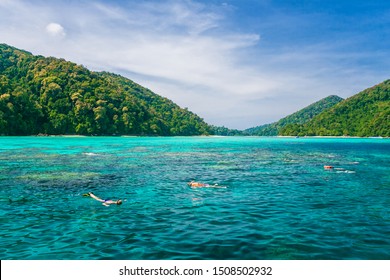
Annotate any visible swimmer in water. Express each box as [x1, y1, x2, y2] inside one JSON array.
[[188, 181, 208, 187], [187, 181, 226, 188], [85, 192, 122, 206], [323, 166, 355, 173]]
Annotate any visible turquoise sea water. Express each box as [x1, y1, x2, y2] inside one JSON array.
[[0, 136, 389, 260]]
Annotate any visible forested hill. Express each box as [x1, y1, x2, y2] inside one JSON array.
[[280, 80, 390, 137], [0, 44, 211, 136], [245, 95, 344, 136]]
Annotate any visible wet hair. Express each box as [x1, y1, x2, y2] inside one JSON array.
[[116, 200, 122, 205]]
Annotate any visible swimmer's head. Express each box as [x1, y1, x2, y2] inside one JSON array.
[[116, 200, 122, 205]]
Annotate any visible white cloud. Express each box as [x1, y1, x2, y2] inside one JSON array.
[[45, 23, 66, 37]]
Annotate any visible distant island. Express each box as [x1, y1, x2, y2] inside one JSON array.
[[0, 44, 389, 137]]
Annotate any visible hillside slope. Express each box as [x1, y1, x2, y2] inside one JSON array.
[[280, 80, 390, 137], [0, 44, 211, 136], [246, 95, 344, 136]]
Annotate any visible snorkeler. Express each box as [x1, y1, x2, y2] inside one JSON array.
[[188, 181, 209, 187], [187, 181, 226, 188], [324, 165, 334, 170], [323, 165, 355, 173], [85, 192, 122, 206]]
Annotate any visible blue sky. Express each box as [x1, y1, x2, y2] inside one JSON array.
[[0, 0, 389, 129]]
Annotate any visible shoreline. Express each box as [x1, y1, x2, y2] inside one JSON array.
[[0, 134, 388, 139]]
